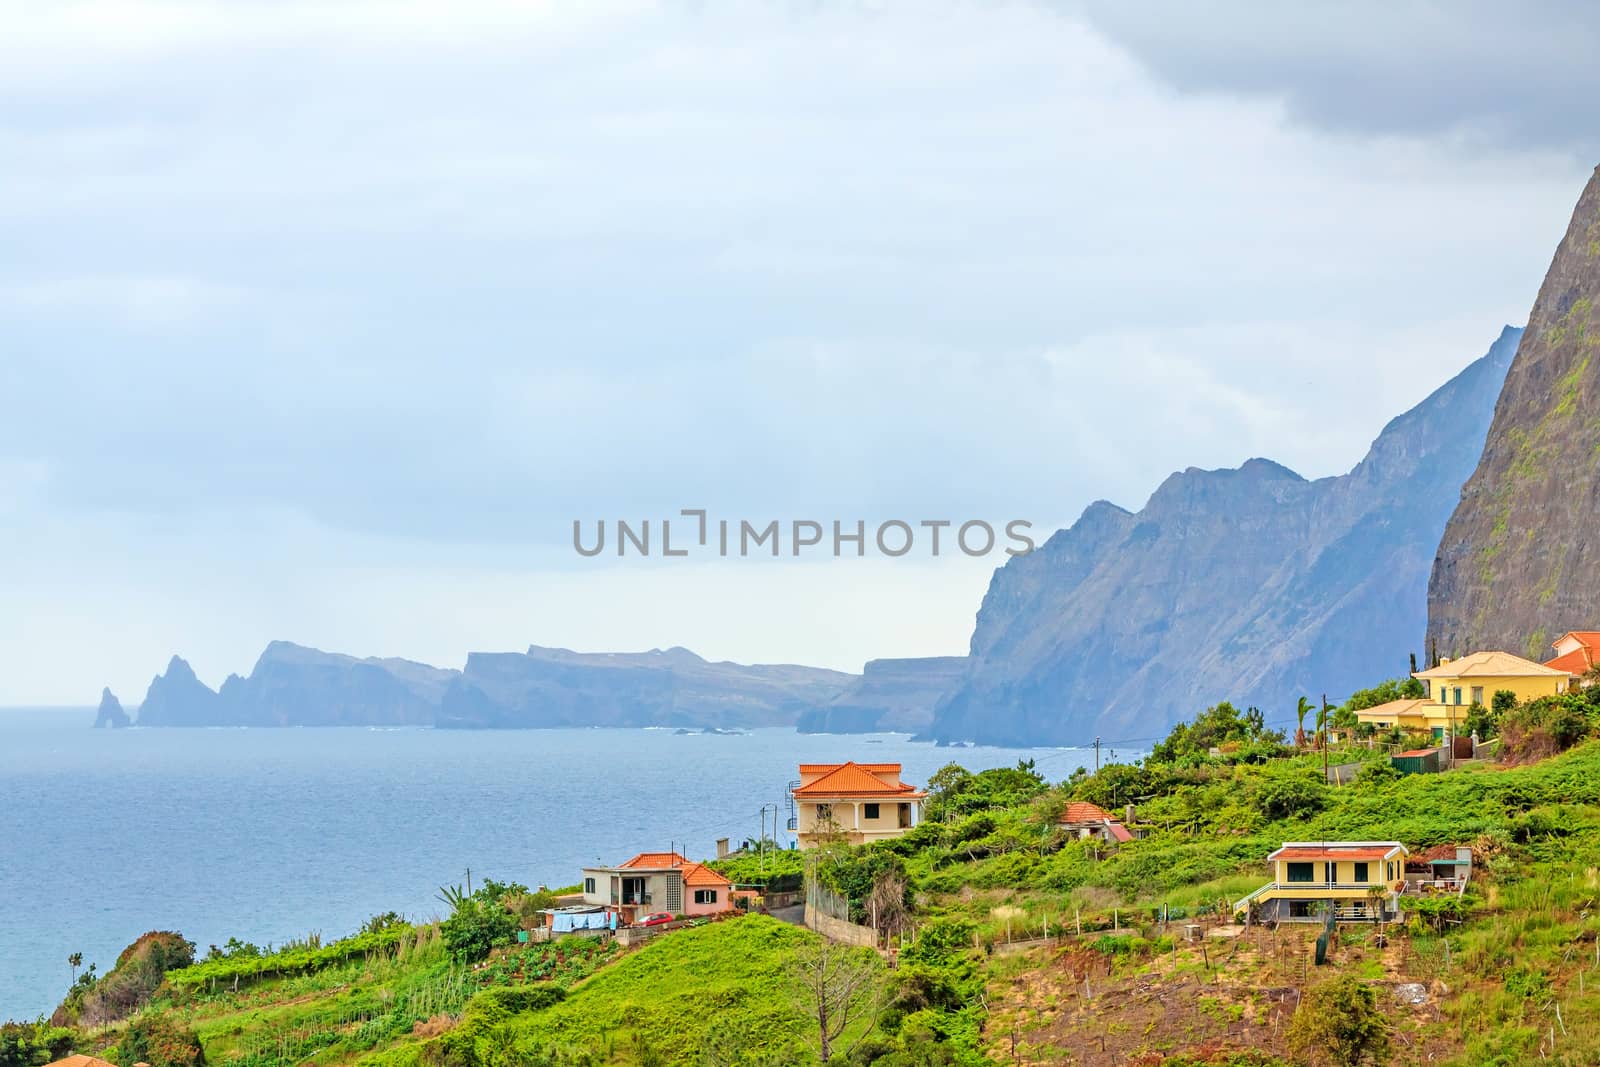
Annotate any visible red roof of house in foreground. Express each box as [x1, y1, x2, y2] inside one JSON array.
[[1059, 801, 1113, 825], [614, 851, 730, 886], [1272, 847, 1395, 862], [1546, 647, 1595, 675], [791, 761, 926, 798], [1106, 822, 1135, 843]]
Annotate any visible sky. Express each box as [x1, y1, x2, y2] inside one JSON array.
[[3, 0, 1597, 704]]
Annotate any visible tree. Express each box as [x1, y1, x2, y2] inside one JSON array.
[[1295, 696, 1315, 748], [1287, 973, 1391, 1066], [788, 938, 882, 1062], [68, 953, 82, 984], [865, 867, 911, 946], [119, 1015, 206, 1067]]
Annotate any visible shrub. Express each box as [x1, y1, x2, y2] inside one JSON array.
[[117, 1014, 206, 1067], [1286, 974, 1389, 1066]]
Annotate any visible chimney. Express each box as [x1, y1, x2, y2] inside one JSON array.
[[1439, 656, 1452, 665], [1124, 804, 1136, 824], [715, 837, 730, 859]]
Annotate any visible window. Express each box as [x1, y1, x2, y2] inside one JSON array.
[[584, 877, 596, 894], [1454, 687, 1464, 705], [863, 803, 880, 820], [898, 803, 912, 828], [1353, 862, 1369, 883], [1471, 686, 1484, 706], [816, 803, 832, 822], [1325, 862, 1335, 884], [693, 889, 718, 905], [1286, 862, 1314, 883]]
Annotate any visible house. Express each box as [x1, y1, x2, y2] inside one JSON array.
[[1355, 650, 1570, 740], [43, 1058, 119, 1067], [1058, 801, 1135, 843], [1233, 841, 1409, 923], [1545, 631, 1600, 679], [579, 851, 737, 924], [789, 762, 926, 849]]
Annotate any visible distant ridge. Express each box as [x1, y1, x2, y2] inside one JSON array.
[[126, 642, 853, 731]]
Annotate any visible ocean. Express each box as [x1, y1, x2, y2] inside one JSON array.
[[0, 708, 1114, 1021]]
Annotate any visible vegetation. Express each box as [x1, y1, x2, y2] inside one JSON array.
[[22, 679, 1600, 1066]]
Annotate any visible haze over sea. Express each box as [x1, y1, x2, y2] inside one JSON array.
[[0, 708, 1117, 1020]]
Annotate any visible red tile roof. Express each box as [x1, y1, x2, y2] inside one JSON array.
[[798, 762, 903, 773], [1545, 647, 1595, 675], [1271, 846, 1397, 862], [1106, 822, 1135, 843], [614, 852, 730, 887], [791, 761, 925, 797], [1060, 802, 1113, 825]]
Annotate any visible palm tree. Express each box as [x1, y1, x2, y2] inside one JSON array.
[[68, 952, 82, 984], [1294, 696, 1314, 748]]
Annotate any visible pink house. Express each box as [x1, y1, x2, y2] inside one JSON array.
[[579, 851, 740, 922]]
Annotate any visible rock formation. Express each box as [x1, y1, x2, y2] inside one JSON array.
[[1429, 167, 1600, 660], [92, 687, 131, 728]]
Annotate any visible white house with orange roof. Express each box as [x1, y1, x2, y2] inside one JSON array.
[[579, 851, 739, 923], [1545, 630, 1600, 680], [789, 762, 926, 849]]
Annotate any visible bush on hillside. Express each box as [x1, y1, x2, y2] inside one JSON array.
[[117, 1013, 206, 1067]]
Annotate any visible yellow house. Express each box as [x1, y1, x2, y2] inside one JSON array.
[[789, 762, 926, 849], [1355, 650, 1570, 739], [1234, 841, 1409, 922]]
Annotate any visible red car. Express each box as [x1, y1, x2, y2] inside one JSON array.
[[636, 912, 675, 927]]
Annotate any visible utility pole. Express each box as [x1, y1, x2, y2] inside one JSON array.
[[1094, 736, 1101, 772], [1322, 694, 1330, 783]]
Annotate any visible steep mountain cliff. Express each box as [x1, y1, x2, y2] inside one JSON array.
[[438, 645, 854, 729], [926, 327, 1522, 746], [795, 656, 968, 734], [1429, 168, 1600, 660]]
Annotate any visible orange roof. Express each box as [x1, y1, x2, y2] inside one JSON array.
[[1556, 631, 1600, 646], [613, 852, 730, 886], [44, 1058, 118, 1067], [1272, 846, 1396, 862], [1546, 647, 1595, 675], [619, 851, 691, 869], [799, 762, 903, 773], [791, 761, 925, 797], [1060, 802, 1113, 825]]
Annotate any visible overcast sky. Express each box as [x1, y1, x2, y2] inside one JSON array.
[[3, 0, 1597, 704]]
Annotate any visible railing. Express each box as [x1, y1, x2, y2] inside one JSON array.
[[1401, 877, 1467, 896], [1233, 881, 1398, 914]]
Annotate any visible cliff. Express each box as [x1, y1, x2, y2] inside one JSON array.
[[1429, 167, 1600, 660], [795, 656, 967, 734], [926, 327, 1521, 746], [438, 645, 854, 729], [92, 687, 131, 728]]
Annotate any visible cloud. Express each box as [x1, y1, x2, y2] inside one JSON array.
[[1071, 0, 1600, 157], [0, 0, 1595, 700]]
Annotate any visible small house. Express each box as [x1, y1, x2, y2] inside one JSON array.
[[1058, 801, 1135, 844], [580, 851, 738, 924], [1234, 841, 1409, 923]]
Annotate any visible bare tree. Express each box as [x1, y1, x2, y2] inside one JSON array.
[[865, 868, 910, 947], [788, 938, 882, 1062]]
